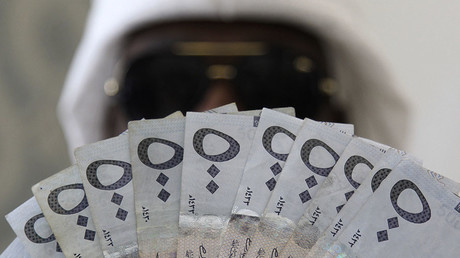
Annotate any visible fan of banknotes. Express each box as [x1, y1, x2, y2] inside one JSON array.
[[3, 103, 460, 258]]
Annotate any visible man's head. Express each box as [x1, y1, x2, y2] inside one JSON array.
[[59, 0, 408, 157], [111, 21, 344, 126]]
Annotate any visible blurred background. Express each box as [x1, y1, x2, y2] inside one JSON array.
[[0, 0, 90, 250], [1, 0, 460, 251]]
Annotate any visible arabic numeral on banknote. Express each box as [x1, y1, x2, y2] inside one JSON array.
[[337, 155, 374, 213], [298, 139, 340, 204], [262, 126, 296, 191], [375, 180, 431, 243], [24, 213, 56, 244], [138, 137, 184, 202], [46, 184, 96, 241], [193, 128, 240, 195], [371, 168, 392, 192], [24, 213, 62, 253], [86, 160, 132, 221], [344, 155, 373, 190]]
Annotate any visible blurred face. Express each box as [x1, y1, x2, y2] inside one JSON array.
[[107, 20, 345, 133]]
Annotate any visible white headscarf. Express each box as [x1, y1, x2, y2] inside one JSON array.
[[58, 0, 408, 158]]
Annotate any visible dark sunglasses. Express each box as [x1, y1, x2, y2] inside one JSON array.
[[115, 41, 335, 120]]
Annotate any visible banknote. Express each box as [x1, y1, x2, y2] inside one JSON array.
[[324, 159, 460, 257], [281, 137, 388, 257], [202, 103, 238, 114], [0, 238, 31, 258], [129, 116, 186, 257], [307, 148, 407, 257], [5, 197, 64, 258], [75, 134, 138, 257], [178, 112, 258, 257], [32, 165, 103, 258], [247, 119, 354, 257], [218, 108, 305, 257], [5, 103, 460, 258], [128, 104, 240, 257], [234, 107, 295, 117], [309, 149, 460, 257]]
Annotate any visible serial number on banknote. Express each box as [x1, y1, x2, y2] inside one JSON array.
[[243, 187, 253, 206], [102, 229, 114, 247]]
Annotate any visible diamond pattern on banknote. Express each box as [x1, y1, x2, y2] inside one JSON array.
[[158, 189, 171, 202], [207, 164, 221, 178], [111, 192, 123, 205], [377, 230, 388, 242], [299, 190, 312, 203], [266, 177, 277, 191], [77, 215, 88, 227], [345, 190, 354, 201], [456, 203, 460, 213], [336, 204, 345, 213], [84, 229, 96, 241], [206, 180, 219, 194], [305, 175, 318, 188], [387, 217, 399, 229], [156, 173, 169, 186], [115, 208, 128, 221], [270, 162, 283, 176]]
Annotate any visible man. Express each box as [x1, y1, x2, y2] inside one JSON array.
[[58, 0, 407, 157]]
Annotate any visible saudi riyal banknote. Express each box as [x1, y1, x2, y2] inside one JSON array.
[[75, 134, 138, 257], [281, 137, 388, 257], [233, 107, 295, 117], [246, 119, 354, 257], [5, 197, 64, 258], [0, 237, 31, 258], [129, 116, 185, 257], [32, 165, 103, 258], [325, 159, 460, 257], [5, 105, 460, 258], [128, 105, 240, 257], [178, 112, 258, 257], [218, 108, 305, 257], [128, 105, 238, 257], [307, 148, 408, 257], [309, 149, 460, 257], [201, 103, 238, 114]]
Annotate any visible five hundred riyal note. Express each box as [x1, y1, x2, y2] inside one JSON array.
[[327, 159, 460, 257], [247, 119, 353, 257], [281, 137, 388, 257], [0, 237, 31, 258], [178, 112, 258, 257], [32, 165, 103, 258], [129, 116, 186, 257], [5, 197, 64, 258], [75, 134, 138, 257], [4, 105, 460, 258], [219, 108, 304, 257]]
